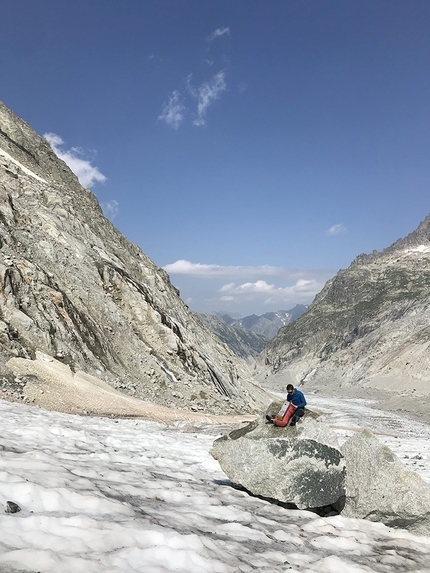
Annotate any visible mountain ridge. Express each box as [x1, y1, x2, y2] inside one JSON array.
[[0, 99, 270, 416], [218, 305, 307, 339], [258, 215, 430, 420]]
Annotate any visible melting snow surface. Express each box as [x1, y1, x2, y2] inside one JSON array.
[[0, 398, 430, 573], [309, 394, 430, 483]]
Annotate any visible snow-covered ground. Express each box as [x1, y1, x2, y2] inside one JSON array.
[[0, 398, 430, 573], [308, 394, 430, 483]]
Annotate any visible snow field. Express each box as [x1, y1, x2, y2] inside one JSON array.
[[0, 399, 429, 572]]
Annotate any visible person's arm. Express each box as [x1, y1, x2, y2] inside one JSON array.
[[294, 391, 306, 409]]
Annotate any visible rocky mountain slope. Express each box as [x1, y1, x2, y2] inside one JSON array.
[[223, 305, 307, 339], [258, 217, 430, 414], [197, 313, 269, 359], [0, 100, 270, 416], [198, 306, 307, 360]]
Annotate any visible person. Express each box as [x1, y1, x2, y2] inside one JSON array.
[[285, 384, 306, 426], [266, 384, 307, 426]]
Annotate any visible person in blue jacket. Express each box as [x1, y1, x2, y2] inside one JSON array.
[[285, 384, 306, 426]]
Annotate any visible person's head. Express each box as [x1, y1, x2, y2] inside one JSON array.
[[286, 384, 294, 395]]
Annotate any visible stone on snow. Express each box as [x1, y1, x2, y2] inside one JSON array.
[[210, 408, 346, 510], [340, 429, 430, 536]]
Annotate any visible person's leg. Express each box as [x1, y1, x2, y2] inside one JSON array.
[[290, 408, 304, 426]]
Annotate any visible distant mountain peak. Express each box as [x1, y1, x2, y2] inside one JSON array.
[[201, 306, 308, 356], [258, 214, 430, 414]]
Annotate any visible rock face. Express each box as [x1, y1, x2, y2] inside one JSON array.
[[198, 307, 308, 361], [341, 430, 430, 536], [258, 217, 430, 410], [197, 313, 269, 360], [0, 99, 271, 415], [221, 306, 307, 340], [210, 406, 346, 510]]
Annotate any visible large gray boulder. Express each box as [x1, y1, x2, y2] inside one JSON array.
[[341, 430, 430, 536], [210, 411, 346, 510]]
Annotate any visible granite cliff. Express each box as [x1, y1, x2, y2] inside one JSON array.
[[227, 306, 307, 339], [259, 216, 430, 418], [198, 306, 307, 361], [0, 100, 270, 416], [197, 313, 269, 360]]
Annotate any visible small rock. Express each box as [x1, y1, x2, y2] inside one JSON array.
[[5, 501, 21, 514]]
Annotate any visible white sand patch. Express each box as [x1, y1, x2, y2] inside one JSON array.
[[6, 352, 255, 425]]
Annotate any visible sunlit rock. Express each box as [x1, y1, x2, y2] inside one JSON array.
[[341, 429, 430, 536], [210, 411, 346, 510], [0, 99, 272, 416]]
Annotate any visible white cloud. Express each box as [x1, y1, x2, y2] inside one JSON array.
[[158, 90, 185, 129], [101, 200, 119, 220], [218, 279, 325, 306], [190, 71, 227, 126], [165, 260, 335, 313], [326, 223, 346, 236], [163, 260, 290, 279], [158, 27, 230, 130], [207, 27, 230, 41], [44, 133, 107, 188]]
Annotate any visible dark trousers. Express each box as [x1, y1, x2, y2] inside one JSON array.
[[291, 408, 305, 425]]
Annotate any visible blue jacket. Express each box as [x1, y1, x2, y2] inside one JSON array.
[[287, 389, 306, 409]]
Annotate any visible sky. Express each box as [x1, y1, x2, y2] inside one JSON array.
[[0, 397, 430, 572], [1, 0, 430, 316]]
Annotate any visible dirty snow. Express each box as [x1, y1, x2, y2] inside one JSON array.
[[0, 398, 430, 573]]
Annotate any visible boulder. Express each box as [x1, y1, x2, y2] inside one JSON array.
[[341, 429, 430, 536], [210, 406, 346, 510]]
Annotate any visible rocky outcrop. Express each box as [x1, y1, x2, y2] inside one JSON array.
[[211, 414, 430, 535], [258, 216, 430, 408], [5, 351, 256, 424], [210, 405, 346, 510], [197, 313, 269, 360], [0, 99, 271, 415], [341, 430, 430, 536], [220, 306, 307, 340], [198, 307, 307, 361]]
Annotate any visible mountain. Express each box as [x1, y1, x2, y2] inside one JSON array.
[[0, 100, 270, 416], [197, 313, 269, 360], [220, 306, 307, 340], [258, 217, 430, 417], [197, 306, 307, 361]]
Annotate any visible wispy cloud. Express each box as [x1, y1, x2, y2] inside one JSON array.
[[165, 260, 335, 312], [44, 133, 107, 188], [207, 27, 230, 41], [159, 27, 230, 129], [218, 279, 325, 306], [158, 91, 185, 129], [190, 71, 227, 126], [101, 199, 119, 220], [326, 223, 346, 236], [163, 260, 290, 279], [237, 81, 248, 93], [163, 259, 333, 284]]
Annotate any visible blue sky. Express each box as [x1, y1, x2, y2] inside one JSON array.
[[1, 1, 429, 316]]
